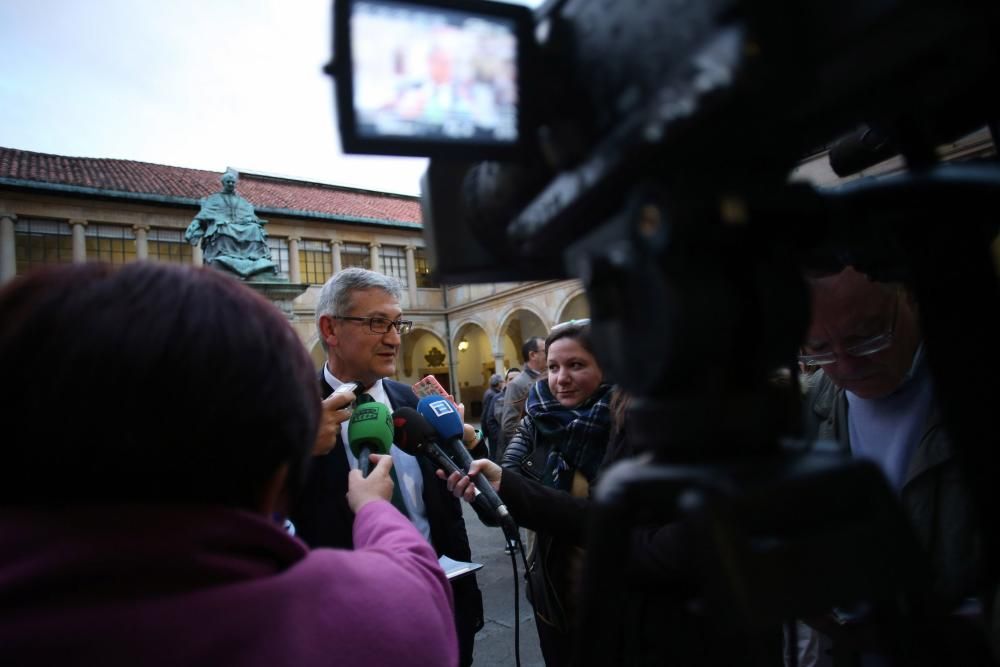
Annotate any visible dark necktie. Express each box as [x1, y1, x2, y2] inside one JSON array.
[[356, 392, 410, 518]]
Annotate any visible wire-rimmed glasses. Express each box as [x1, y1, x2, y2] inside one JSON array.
[[797, 295, 898, 367], [332, 315, 413, 335]]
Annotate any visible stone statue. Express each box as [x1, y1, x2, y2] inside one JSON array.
[[185, 169, 278, 279]]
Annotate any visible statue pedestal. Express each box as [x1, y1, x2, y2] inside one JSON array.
[[245, 280, 310, 318]]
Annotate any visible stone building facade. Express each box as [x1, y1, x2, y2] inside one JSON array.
[[4, 131, 991, 415], [0, 146, 585, 416]]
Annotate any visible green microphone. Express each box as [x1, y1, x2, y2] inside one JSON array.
[[347, 401, 394, 476]]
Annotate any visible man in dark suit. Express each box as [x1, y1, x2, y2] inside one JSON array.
[[290, 267, 484, 666]]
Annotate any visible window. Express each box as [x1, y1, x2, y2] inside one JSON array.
[[299, 240, 331, 285], [147, 228, 193, 264], [14, 218, 73, 275], [341, 242, 370, 270], [380, 245, 407, 287], [268, 237, 290, 276], [414, 247, 439, 288], [85, 224, 136, 265]]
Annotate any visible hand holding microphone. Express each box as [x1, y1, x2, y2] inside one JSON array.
[[416, 396, 481, 474], [411, 376, 479, 449], [392, 407, 500, 516], [313, 385, 358, 456], [347, 454, 395, 513], [393, 407, 467, 479], [402, 401, 517, 534], [438, 459, 503, 504]]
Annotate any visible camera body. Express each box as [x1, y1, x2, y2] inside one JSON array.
[[331, 0, 1000, 281], [329, 0, 1000, 661]]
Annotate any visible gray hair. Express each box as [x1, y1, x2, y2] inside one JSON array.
[[489, 373, 503, 389], [315, 268, 403, 351]]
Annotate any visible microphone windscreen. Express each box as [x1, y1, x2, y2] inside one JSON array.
[[392, 406, 437, 456], [416, 395, 464, 440], [347, 401, 393, 459]]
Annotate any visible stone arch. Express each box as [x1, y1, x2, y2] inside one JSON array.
[[496, 307, 548, 374], [556, 289, 590, 324], [401, 326, 449, 388], [452, 320, 492, 419], [450, 314, 493, 349], [495, 304, 548, 348]]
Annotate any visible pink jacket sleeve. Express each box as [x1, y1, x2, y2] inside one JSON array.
[[350, 500, 459, 665]]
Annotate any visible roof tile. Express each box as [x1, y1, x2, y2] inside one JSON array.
[[0, 146, 422, 225]]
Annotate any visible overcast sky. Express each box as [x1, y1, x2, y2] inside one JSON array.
[[0, 0, 542, 196]]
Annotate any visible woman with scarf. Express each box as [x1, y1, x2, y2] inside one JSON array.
[[499, 321, 614, 666], [441, 324, 788, 665]]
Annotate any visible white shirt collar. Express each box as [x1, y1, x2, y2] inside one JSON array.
[[322, 364, 431, 542], [323, 364, 385, 399]]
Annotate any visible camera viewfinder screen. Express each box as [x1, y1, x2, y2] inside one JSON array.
[[350, 0, 519, 145]]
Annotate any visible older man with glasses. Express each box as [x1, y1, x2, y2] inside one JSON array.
[[792, 266, 983, 666], [289, 267, 484, 667]]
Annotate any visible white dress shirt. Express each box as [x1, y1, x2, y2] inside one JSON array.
[[324, 367, 432, 542]]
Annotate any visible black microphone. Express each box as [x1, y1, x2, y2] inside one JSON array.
[[414, 397, 515, 525], [393, 407, 517, 534], [415, 395, 479, 469]]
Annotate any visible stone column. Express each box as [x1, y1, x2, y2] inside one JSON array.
[[0, 212, 17, 283], [405, 244, 418, 305], [192, 244, 203, 267], [331, 240, 342, 275], [133, 225, 150, 260], [369, 241, 380, 273], [69, 219, 88, 263], [494, 351, 506, 376], [288, 237, 302, 283]]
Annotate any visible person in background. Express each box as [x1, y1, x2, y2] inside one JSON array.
[[499, 321, 614, 666], [792, 265, 984, 666], [290, 267, 484, 666], [488, 367, 522, 462], [499, 336, 547, 459], [480, 373, 504, 458], [0, 263, 457, 666], [444, 386, 786, 665]]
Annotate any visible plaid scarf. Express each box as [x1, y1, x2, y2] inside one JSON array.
[[525, 379, 613, 490]]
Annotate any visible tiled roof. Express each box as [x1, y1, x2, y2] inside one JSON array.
[[0, 146, 421, 225]]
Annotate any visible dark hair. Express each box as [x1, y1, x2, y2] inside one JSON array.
[[506, 367, 521, 378], [0, 263, 320, 509], [521, 336, 544, 362], [545, 321, 595, 356]]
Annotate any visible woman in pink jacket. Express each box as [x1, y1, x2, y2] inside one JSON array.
[[0, 262, 458, 667]]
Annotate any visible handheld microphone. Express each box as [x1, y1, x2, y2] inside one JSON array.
[[347, 401, 393, 476], [416, 395, 478, 469], [393, 407, 515, 533], [411, 399, 516, 531]]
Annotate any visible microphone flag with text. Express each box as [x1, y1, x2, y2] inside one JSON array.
[[349, 400, 410, 517], [393, 406, 514, 530], [347, 401, 393, 476]]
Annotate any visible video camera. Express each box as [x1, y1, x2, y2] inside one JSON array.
[[328, 0, 1000, 662]]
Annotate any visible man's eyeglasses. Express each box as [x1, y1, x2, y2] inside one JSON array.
[[798, 295, 899, 367], [332, 316, 413, 335]]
